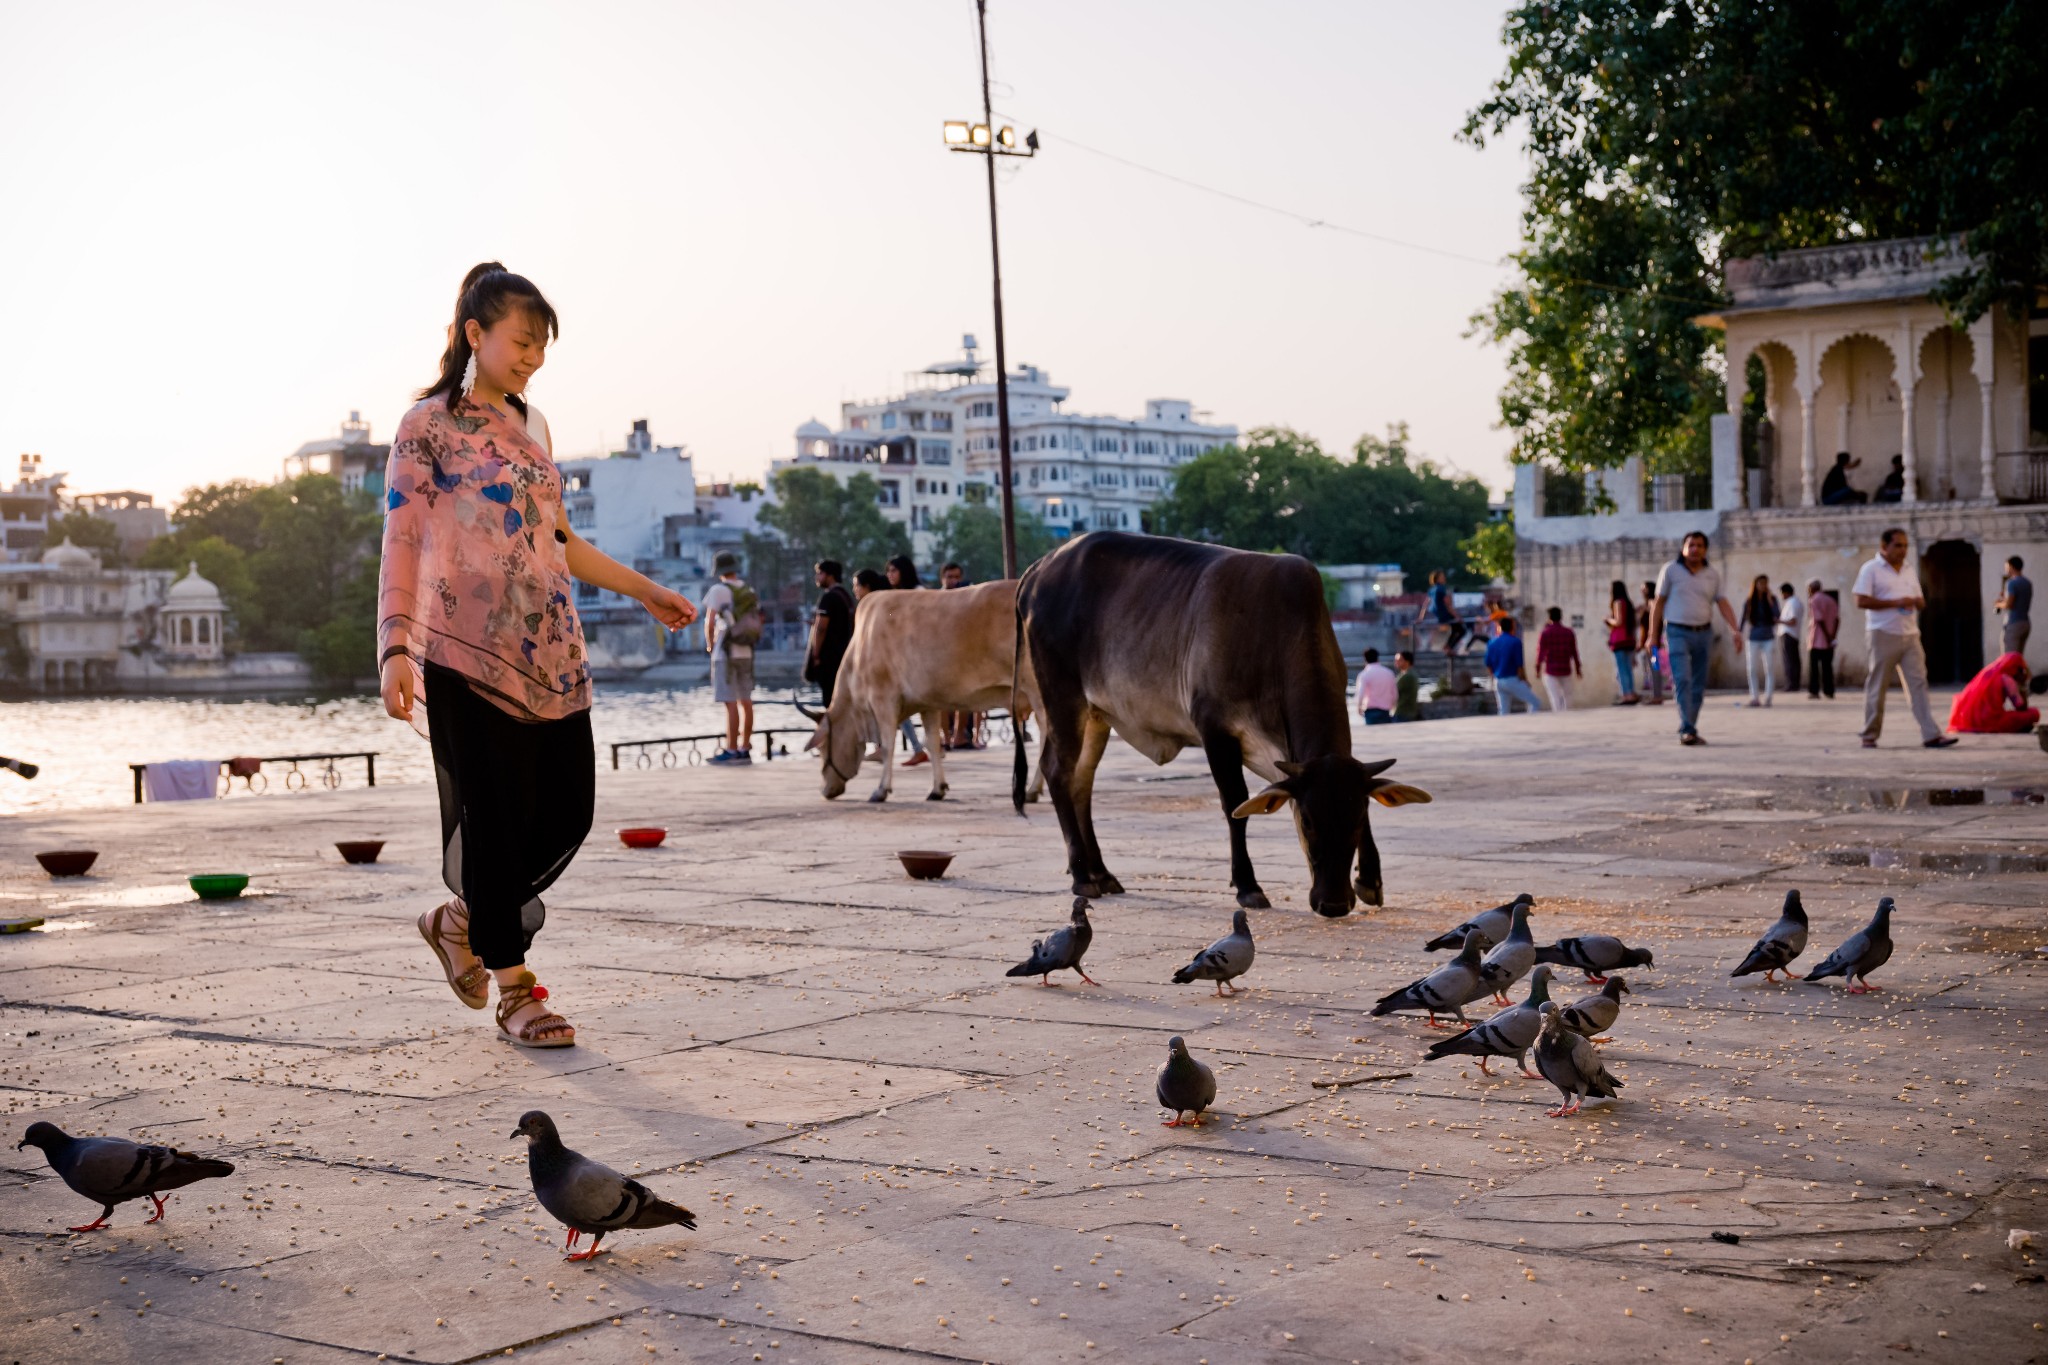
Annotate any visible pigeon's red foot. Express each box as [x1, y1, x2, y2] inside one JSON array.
[[1545, 1104, 1571, 1117], [1585, 973, 1608, 985], [1078, 972, 1101, 987], [1425, 1018, 1463, 1030], [68, 1218, 110, 1233], [1492, 994, 1511, 1006], [1161, 1116, 1183, 1127], [563, 1229, 581, 1253], [1762, 969, 1778, 983], [564, 1238, 606, 1262], [143, 1194, 168, 1224], [1040, 977, 1060, 987], [1847, 982, 1882, 994], [1476, 1058, 1495, 1076], [1521, 1069, 1542, 1079]]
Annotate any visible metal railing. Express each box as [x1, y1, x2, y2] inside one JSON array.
[[130, 751, 378, 804], [609, 709, 1025, 771], [1994, 448, 2048, 504]]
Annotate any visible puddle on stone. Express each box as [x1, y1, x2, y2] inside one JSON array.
[[1752, 784, 2046, 811], [52, 882, 199, 909], [31, 918, 96, 933], [1820, 849, 2048, 874]]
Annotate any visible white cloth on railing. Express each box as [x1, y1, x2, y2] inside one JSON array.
[[143, 760, 220, 802]]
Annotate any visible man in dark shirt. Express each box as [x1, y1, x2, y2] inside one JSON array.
[[1821, 451, 1868, 505], [1393, 650, 1423, 722], [805, 560, 856, 706], [1998, 555, 2032, 661]]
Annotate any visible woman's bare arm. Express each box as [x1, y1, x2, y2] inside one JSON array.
[[562, 527, 696, 629]]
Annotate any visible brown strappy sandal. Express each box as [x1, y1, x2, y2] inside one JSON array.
[[418, 898, 490, 1010], [496, 971, 575, 1048]]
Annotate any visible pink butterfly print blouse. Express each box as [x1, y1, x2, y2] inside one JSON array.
[[377, 393, 592, 724]]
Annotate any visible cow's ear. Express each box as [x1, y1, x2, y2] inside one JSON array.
[[1232, 784, 1296, 818], [1368, 781, 1432, 808]]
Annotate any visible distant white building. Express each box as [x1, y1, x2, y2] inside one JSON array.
[[283, 411, 390, 499], [776, 336, 1237, 562], [2, 454, 64, 562], [557, 420, 704, 674], [69, 490, 169, 563]]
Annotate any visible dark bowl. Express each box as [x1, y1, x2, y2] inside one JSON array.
[[188, 873, 250, 901], [35, 850, 99, 878], [897, 849, 955, 880], [619, 826, 668, 849], [335, 840, 385, 865]]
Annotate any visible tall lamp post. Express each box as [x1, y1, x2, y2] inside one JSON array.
[[943, 0, 1037, 579]]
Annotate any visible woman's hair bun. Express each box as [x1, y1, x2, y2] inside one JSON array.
[[460, 261, 509, 295]]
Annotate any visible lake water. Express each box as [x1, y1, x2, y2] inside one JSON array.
[[0, 683, 822, 814]]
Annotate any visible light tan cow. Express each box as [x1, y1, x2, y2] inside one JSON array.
[[812, 579, 1044, 803]]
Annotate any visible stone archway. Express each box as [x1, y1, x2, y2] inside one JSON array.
[[1919, 539, 1983, 685]]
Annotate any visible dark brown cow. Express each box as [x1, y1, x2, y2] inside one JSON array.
[[1014, 532, 1429, 916]]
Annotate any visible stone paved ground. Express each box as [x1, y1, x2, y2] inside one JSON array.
[[3, 695, 2046, 1365]]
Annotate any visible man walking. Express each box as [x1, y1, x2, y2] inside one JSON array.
[[1485, 617, 1544, 715], [1534, 606, 1581, 711], [702, 552, 758, 764], [1776, 582, 1803, 693], [804, 560, 856, 706], [1393, 650, 1423, 722], [1648, 530, 1742, 746], [1806, 579, 1838, 700], [1996, 555, 2031, 663], [1853, 528, 1958, 749], [1354, 648, 1398, 725]]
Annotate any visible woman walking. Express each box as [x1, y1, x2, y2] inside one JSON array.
[[882, 555, 931, 767], [1604, 580, 1640, 705], [379, 263, 696, 1048], [1741, 574, 1778, 706]]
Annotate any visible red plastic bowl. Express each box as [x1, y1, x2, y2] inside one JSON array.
[[335, 840, 385, 865], [618, 827, 668, 849], [35, 850, 98, 878]]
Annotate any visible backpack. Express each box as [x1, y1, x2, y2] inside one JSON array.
[[726, 582, 765, 647]]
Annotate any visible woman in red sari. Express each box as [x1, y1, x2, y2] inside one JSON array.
[[1946, 653, 2038, 734]]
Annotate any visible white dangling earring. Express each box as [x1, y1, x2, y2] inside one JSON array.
[[461, 352, 478, 397]]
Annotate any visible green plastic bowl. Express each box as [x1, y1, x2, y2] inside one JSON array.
[[189, 873, 250, 901]]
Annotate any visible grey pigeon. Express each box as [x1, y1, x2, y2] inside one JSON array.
[[512, 1111, 695, 1261], [1732, 890, 1810, 982], [1371, 933, 1493, 1028], [1476, 900, 1536, 1003], [1533, 1003, 1624, 1117], [1424, 965, 1554, 1077], [17, 1121, 233, 1232], [1804, 896, 1895, 994], [1558, 976, 1630, 1038], [1006, 898, 1097, 986], [1423, 893, 1533, 952], [1155, 1036, 1217, 1127], [1534, 934, 1654, 983], [1172, 910, 1255, 995]]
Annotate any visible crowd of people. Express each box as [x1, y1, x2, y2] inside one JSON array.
[[1450, 529, 2035, 746]]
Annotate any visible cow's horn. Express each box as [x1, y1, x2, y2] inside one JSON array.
[[793, 701, 824, 722]]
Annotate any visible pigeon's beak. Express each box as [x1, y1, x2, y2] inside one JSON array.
[[509, 1127, 524, 1140]]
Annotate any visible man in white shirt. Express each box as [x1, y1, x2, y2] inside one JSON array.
[[1775, 582, 1803, 693], [1852, 528, 1958, 749], [1354, 648, 1399, 725]]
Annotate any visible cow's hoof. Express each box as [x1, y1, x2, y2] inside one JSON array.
[[1354, 882, 1385, 908], [1073, 875, 1125, 898], [867, 792, 889, 805], [926, 788, 946, 802], [1237, 889, 1270, 910], [1313, 902, 1353, 919]]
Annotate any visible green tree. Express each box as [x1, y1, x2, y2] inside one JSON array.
[[1464, 0, 2048, 475], [46, 510, 125, 567], [1151, 425, 1493, 585], [1459, 516, 1517, 585], [928, 502, 1057, 583], [749, 466, 911, 596]]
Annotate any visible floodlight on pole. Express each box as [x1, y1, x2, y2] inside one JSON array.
[[939, 0, 1040, 580]]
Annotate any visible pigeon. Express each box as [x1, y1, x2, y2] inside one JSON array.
[[1533, 1003, 1624, 1117], [1424, 965, 1554, 1077], [16, 1121, 234, 1232], [512, 1111, 695, 1261], [1558, 976, 1630, 1039], [1731, 890, 1810, 982], [1155, 1036, 1216, 1127], [1371, 933, 1493, 1028], [1423, 893, 1532, 952], [1006, 898, 1097, 986], [1804, 895, 1895, 994], [1172, 910, 1255, 995], [1534, 935, 1654, 983], [1476, 899, 1536, 1003]]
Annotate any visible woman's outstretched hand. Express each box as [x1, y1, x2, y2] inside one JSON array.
[[380, 655, 415, 721], [641, 585, 697, 630]]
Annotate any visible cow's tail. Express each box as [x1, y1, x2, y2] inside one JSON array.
[[1010, 573, 1030, 818]]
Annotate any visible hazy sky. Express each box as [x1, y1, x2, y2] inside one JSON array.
[[0, 2, 1526, 504]]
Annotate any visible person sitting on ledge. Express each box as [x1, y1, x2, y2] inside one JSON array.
[[1820, 451, 1868, 505], [1873, 454, 1906, 504]]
